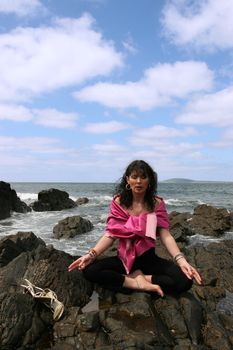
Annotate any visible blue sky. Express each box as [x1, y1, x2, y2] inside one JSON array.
[[0, 0, 233, 182]]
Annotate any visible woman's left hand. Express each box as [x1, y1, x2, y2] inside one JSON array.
[[177, 258, 202, 285]]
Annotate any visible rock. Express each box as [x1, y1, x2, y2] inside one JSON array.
[[1, 204, 233, 349], [191, 204, 232, 236], [0, 231, 45, 267], [202, 312, 233, 350], [76, 197, 89, 205], [169, 204, 232, 238], [53, 215, 93, 239], [31, 188, 77, 211], [0, 231, 93, 349], [0, 181, 31, 220], [169, 211, 192, 241]]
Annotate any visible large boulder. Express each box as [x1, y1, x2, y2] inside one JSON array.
[[190, 204, 232, 236], [169, 211, 192, 241], [0, 231, 45, 267], [52, 238, 233, 350], [31, 188, 77, 211], [0, 231, 93, 349], [53, 215, 93, 239], [76, 197, 89, 205], [1, 205, 233, 349], [169, 204, 232, 238], [0, 181, 31, 220]]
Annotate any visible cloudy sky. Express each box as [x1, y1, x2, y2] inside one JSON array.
[[0, 0, 233, 182]]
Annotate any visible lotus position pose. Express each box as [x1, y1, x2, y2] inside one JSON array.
[[68, 160, 202, 296]]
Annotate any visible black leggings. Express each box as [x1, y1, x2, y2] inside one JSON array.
[[83, 248, 192, 294]]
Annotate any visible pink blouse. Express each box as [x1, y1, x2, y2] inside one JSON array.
[[105, 196, 170, 274]]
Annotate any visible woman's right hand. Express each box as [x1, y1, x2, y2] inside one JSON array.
[[68, 253, 93, 272]]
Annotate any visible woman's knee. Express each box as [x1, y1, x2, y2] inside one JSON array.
[[82, 263, 98, 282], [176, 275, 193, 293]]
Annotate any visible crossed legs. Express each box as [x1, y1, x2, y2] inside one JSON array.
[[83, 249, 192, 296]]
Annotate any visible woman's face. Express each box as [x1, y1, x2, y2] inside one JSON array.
[[126, 170, 150, 195]]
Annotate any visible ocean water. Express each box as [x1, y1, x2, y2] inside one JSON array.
[[0, 181, 233, 256]]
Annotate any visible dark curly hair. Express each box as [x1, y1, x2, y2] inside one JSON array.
[[115, 160, 158, 211]]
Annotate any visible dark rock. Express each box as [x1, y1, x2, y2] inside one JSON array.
[[76, 197, 89, 205], [169, 211, 192, 241], [0, 231, 45, 267], [0, 181, 31, 220], [31, 188, 77, 211], [179, 293, 203, 345], [169, 204, 232, 238], [190, 204, 232, 236], [0, 231, 93, 349], [202, 312, 233, 350], [0, 292, 51, 349], [53, 215, 93, 239], [1, 205, 233, 350]]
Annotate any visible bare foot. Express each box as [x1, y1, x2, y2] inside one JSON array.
[[129, 270, 164, 297]]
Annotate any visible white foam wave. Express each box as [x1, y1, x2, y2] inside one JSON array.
[[88, 195, 112, 206], [18, 192, 38, 201], [165, 198, 206, 207], [188, 232, 233, 246], [165, 198, 186, 206]]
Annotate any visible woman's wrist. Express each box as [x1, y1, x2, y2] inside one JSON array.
[[173, 252, 186, 264], [88, 248, 97, 261]]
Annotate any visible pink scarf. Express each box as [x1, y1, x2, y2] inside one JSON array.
[[105, 196, 170, 274]]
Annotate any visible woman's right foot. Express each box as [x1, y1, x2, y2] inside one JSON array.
[[128, 270, 164, 297], [135, 274, 164, 296]]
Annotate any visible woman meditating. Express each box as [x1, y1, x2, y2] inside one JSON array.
[[68, 160, 202, 296]]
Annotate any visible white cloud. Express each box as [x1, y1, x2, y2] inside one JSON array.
[[131, 125, 196, 140], [0, 104, 33, 121], [0, 13, 123, 102], [93, 141, 126, 154], [0, 136, 70, 154], [84, 120, 130, 133], [33, 109, 78, 128], [122, 33, 137, 54], [176, 86, 233, 127], [210, 127, 233, 147], [130, 137, 203, 156], [74, 61, 213, 110], [0, 104, 78, 128], [162, 0, 233, 50], [128, 125, 203, 159], [0, 0, 43, 17]]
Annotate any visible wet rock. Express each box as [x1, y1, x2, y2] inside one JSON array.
[[0, 181, 31, 220], [169, 204, 232, 238], [191, 204, 232, 236], [53, 215, 93, 239], [1, 205, 233, 349], [0, 231, 93, 349], [31, 188, 77, 211], [0, 231, 45, 268], [202, 312, 233, 350], [169, 211, 192, 241], [76, 197, 89, 205]]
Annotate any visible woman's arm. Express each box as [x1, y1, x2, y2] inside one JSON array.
[[159, 228, 202, 285], [68, 234, 114, 272]]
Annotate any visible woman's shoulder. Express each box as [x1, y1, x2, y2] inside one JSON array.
[[154, 196, 166, 209], [113, 194, 120, 204]]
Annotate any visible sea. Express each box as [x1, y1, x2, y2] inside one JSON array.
[[0, 181, 233, 257]]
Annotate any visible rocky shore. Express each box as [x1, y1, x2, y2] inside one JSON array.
[[0, 182, 233, 349]]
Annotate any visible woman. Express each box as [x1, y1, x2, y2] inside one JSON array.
[[68, 160, 202, 297]]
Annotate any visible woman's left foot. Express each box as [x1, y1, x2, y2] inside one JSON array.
[[129, 270, 164, 297]]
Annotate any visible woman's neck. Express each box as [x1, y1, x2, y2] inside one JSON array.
[[132, 193, 145, 203], [128, 194, 148, 215]]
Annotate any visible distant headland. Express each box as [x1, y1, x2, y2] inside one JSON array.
[[162, 178, 196, 183]]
